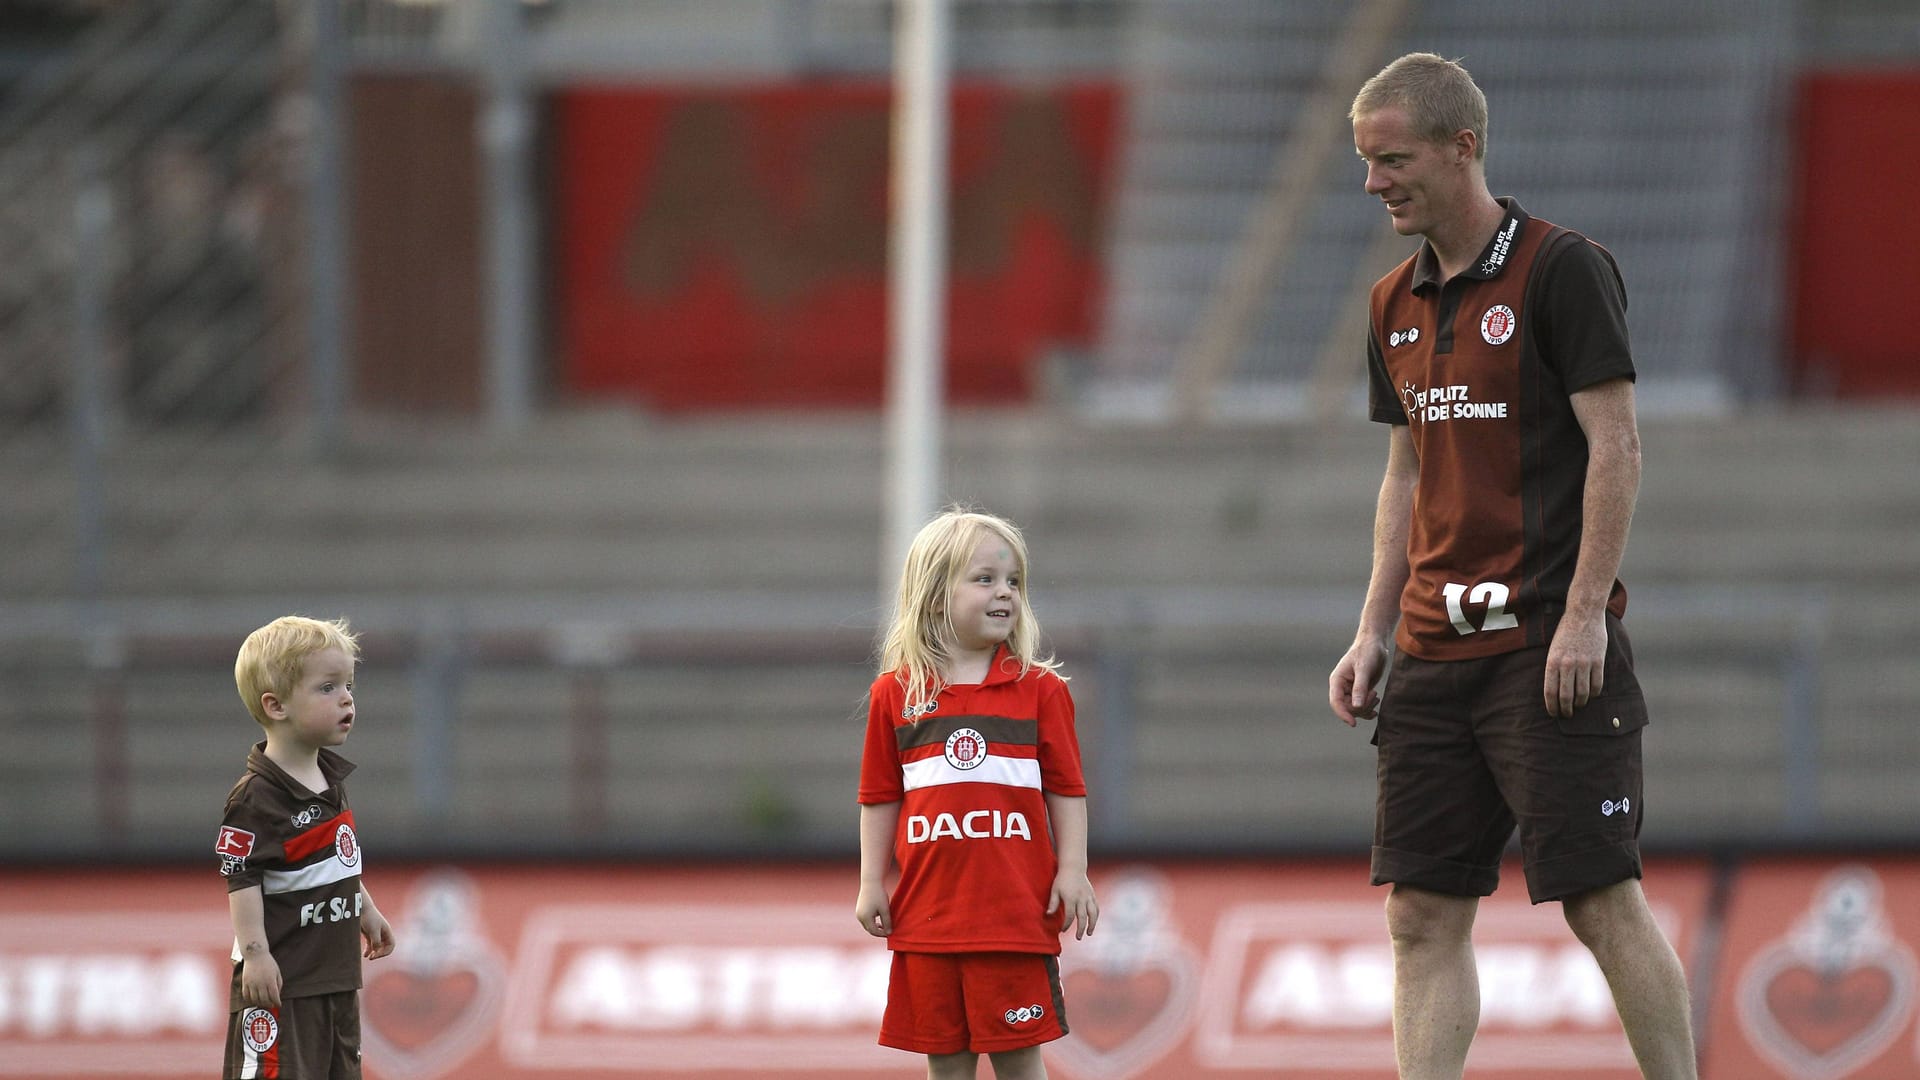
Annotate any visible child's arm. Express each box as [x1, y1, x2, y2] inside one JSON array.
[[229, 885, 282, 1007], [359, 883, 395, 960], [1044, 793, 1098, 940], [854, 801, 900, 937]]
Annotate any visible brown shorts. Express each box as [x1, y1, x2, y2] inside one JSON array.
[[224, 990, 361, 1079], [1371, 614, 1647, 903]]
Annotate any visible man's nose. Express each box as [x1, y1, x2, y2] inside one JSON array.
[[1365, 164, 1389, 194]]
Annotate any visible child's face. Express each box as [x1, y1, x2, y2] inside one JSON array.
[[267, 646, 357, 749], [945, 536, 1021, 654]]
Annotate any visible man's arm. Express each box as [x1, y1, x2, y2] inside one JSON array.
[[1329, 424, 1418, 726], [1546, 376, 1641, 716]]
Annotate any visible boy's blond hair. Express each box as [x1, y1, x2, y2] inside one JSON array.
[[879, 508, 1060, 719], [1350, 52, 1490, 160], [235, 615, 361, 727]]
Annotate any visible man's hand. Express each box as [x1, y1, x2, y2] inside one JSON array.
[[1330, 637, 1391, 726], [1544, 613, 1607, 717]]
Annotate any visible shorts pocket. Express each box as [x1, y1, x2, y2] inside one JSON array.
[[1554, 686, 1648, 737]]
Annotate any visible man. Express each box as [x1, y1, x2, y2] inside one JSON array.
[[1328, 53, 1697, 1079]]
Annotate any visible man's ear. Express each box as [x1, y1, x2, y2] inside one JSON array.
[[1453, 128, 1479, 165]]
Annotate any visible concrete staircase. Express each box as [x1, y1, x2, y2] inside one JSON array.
[[3, 405, 1916, 859]]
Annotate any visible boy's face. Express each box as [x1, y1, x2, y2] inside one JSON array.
[[264, 646, 356, 749]]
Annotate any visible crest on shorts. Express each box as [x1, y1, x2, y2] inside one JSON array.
[[944, 727, 988, 771], [240, 1007, 279, 1053], [1480, 304, 1516, 346]]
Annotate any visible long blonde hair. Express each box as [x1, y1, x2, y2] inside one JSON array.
[[879, 508, 1059, 718]]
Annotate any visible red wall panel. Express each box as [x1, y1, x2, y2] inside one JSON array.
[[1791, 72, 1920, 398], [551, 82, 1119, 410]]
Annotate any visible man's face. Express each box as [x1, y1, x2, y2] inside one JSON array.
[[1353, 105, 1471, 238]]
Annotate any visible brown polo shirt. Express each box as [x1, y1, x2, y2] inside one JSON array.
[[1366, 197, 1634, 661]]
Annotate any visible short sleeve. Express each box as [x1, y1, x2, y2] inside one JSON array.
[[215, 790, 268, 893], [857, 680, 906, 805], [1536, 236, 1635, 392], [1036, 676, 1087, 797], [1366, 325, 1408, 425]]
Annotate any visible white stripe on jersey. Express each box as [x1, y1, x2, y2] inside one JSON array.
[[902, 754, 1040, 792], [262, 854, 360, 895]]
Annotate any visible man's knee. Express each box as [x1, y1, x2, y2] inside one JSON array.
[[1385, 885, 1478, 952], [1561, 878, 1653, 951]]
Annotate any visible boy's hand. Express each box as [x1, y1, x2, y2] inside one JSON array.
[[1047, 871, 1099, 940], [361, 907, 395, 960], [854, 883, 893, 938], [239, 950, 283, 1008]]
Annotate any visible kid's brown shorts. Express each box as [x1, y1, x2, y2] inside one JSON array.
[[1370, 614, 1647, 904], [224, 990, 361, 1080]]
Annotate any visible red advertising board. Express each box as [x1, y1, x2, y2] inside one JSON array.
[[1703, 858, 1920, 1080], [551, 82, 1118, 410], [0, 858, 1737, 1080]]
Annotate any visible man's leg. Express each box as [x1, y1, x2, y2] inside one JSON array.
[[1562, 879, 1698, 1080], [1386, 884, 1481, 1080]]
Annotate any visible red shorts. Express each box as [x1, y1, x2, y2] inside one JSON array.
[[880, 951, 1068, 1055]]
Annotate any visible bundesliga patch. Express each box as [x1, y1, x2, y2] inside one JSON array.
[[1480, 304, 1516, 345], [215, 826, 256, 859], [944, 727, 988, 771], [241, 1007, 279, 1053]]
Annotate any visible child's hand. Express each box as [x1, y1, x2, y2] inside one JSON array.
[[1047, 871, 1099, 940], [360, 907, 395, 960], [854, 883, 893, 937], [239, 950, 283, 1008]]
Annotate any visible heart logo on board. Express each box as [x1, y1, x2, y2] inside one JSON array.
[[1735, 867, 1918, 1080], [360, 870, 506, 1080], [1045, 869, 1200, 1080]]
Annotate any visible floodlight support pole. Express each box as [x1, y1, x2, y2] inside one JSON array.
[[882, 0, 953, 610]]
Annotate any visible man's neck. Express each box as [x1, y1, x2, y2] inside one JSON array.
[[1429, 192, 1506, 282]]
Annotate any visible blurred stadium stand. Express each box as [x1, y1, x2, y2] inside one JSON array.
[[2, 0, 1917, 863]]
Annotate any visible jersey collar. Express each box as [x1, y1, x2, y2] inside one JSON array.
[[1411, 196, 1531, 292]]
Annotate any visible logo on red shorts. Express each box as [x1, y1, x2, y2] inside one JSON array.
[[1005, 1003, 1046, 1025]]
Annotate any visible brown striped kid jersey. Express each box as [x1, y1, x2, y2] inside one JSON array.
[[216, 744, 365, 1007]]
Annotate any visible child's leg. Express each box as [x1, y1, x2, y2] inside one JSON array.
[[927, 1050, 979, 1079], [986, 1046, 1047, 1080]]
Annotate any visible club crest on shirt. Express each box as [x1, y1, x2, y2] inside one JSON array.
[[944, 727, 988, 771], [1481, 304, 1516, 345], [336, 823, 361, 868]]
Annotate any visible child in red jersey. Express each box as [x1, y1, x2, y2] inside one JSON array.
[[856, 508, 1097, 1080]]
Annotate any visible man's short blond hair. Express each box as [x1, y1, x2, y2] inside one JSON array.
[[1350, 52, 1489, 160], [234, 615, 360, 727]]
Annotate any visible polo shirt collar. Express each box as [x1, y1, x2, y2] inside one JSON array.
[[1411, 196, 1530, 292]]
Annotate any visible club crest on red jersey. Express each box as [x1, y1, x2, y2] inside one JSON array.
[[944, 727, 988, 771]]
